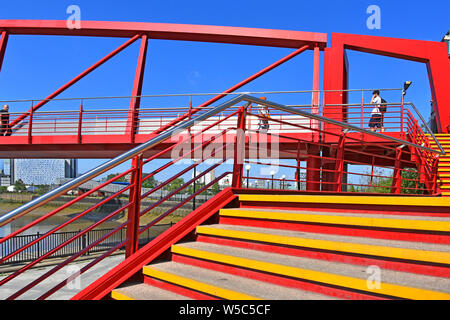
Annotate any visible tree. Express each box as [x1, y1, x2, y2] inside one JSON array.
[[14, 179, 27, 192], [208, 183, 221, 195], [106, 173, 128, 183], [142, 174, 157, 189], [401, 169, 424, 194], [165, 178, 185, 193]]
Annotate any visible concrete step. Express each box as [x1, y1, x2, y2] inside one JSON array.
[[143, 261, 336, 300], [195, 224, 450, 266], [171, 241, 450, 299], [219, 208, 450, 232], [111, 282, 191, 300]]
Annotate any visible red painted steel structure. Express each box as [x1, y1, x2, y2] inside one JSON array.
[[0, 21, 448, 300], [323, 33, 450, 133]]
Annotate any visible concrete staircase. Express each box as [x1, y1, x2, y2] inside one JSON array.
[[428, 134, 450, 196], [110, 193, 450, 300]]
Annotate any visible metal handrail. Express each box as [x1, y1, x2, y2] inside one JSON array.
[[0, 88, 402, 104], [0, 94, 443, 227], [405, 102, 445, 155]]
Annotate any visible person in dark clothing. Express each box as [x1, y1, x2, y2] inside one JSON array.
[[0, 104, 11, 136]]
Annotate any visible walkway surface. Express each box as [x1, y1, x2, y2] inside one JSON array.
[[0, 254, 124, 300]]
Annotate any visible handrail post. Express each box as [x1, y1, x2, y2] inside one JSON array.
[[27, 101, 34, 144], [78, 99, 83, 143], [400, 93, 405, 135], [360, 94, 364, 130], [334, 130, 346, 192], [391, 146, 403, 194], [125, 154, 143, 257], [232, 106, 247, 188]]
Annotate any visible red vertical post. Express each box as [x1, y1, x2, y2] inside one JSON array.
[[128, 35, 148, 143], [391, 146, 403, 194], [77, 100, 83, 143], [333, 132, 346, 192], [306, 145, 321, 191], [311, 45, 320, 141], [400, 93, 405, 135], [295, 141, 301, 190], [232, 107, 247, 188], [361, 95, 364, 129], [0, 31, 9, 72], [27, 103, 34, 144], [125, 154, 143, 257]]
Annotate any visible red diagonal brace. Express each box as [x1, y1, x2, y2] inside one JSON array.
[[9, 34, 141, 129], [0, 31, 9, 72], [153, 44, 311, 134]]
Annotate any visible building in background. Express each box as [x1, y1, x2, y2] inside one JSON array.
[[1, 159, 77, 186]]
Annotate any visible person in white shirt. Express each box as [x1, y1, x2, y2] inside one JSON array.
[[257, 96, 270, 132], [368, 90, 384, 132]]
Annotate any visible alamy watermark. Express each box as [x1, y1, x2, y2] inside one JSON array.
[[366, 265, 381, 290], [66, 5, 81, 30], [366, 5, 381, 30]]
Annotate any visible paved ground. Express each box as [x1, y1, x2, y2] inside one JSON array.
[[0, 254, 124, 300]]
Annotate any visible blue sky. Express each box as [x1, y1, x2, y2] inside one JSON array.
[[0, 0, 448, 182]]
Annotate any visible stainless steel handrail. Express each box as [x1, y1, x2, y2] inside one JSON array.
[[404, 102, 446, 156], [0, 88, 402, 104], [0, 94, 443, 228]]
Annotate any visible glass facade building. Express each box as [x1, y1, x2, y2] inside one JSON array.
[[11, 159, 77, 185]]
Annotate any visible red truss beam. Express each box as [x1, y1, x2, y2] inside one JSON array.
[[0, 20, 327, 49]]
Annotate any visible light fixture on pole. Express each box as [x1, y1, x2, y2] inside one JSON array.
[[403, 81, 412, 96], [281, 174, 286, 190], [245, 164, 251, 188]]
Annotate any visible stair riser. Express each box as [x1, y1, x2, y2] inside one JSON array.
[[239, 202, 450, 217], [196, 234, 450, 278], [219, 216, 450, 245], [171, 253, 387, 300], [143, 275, 218, 300]]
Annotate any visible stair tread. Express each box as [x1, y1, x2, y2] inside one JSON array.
[[112, 283, 191, 300], [173, 241, 450, 294], [224, 207, 450, 222], [199, 224, 450, 253], [145, 261, 336, 300], [238, 194, 450, 207]]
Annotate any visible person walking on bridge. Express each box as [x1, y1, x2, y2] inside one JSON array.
[[0, 104, 11, 136], [257, 97, 270, 133]]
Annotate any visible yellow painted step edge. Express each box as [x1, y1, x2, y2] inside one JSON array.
[[219, 209, 450, 232], [142, 265, 260, 300], [111, 290, 134, 300], [171, 245, 450, 300], [196, 226, 450, 265], [238, 194, 450, 207]]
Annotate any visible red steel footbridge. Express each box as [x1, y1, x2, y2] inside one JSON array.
[[0, 20, 449, 300]]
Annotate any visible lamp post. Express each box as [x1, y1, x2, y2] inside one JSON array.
[[281, 174, 286, 190], [270, 169, 275, 189], [245, 164, 251, 188]]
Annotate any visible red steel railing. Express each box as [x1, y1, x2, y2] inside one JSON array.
[[0, 94, 442, 299]]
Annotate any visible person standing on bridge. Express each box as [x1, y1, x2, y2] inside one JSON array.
[[368, 90, 384, 133], [0, 104, 11, 136]]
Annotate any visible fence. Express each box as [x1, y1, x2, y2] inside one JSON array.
[[0, 223, 173, 266]]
